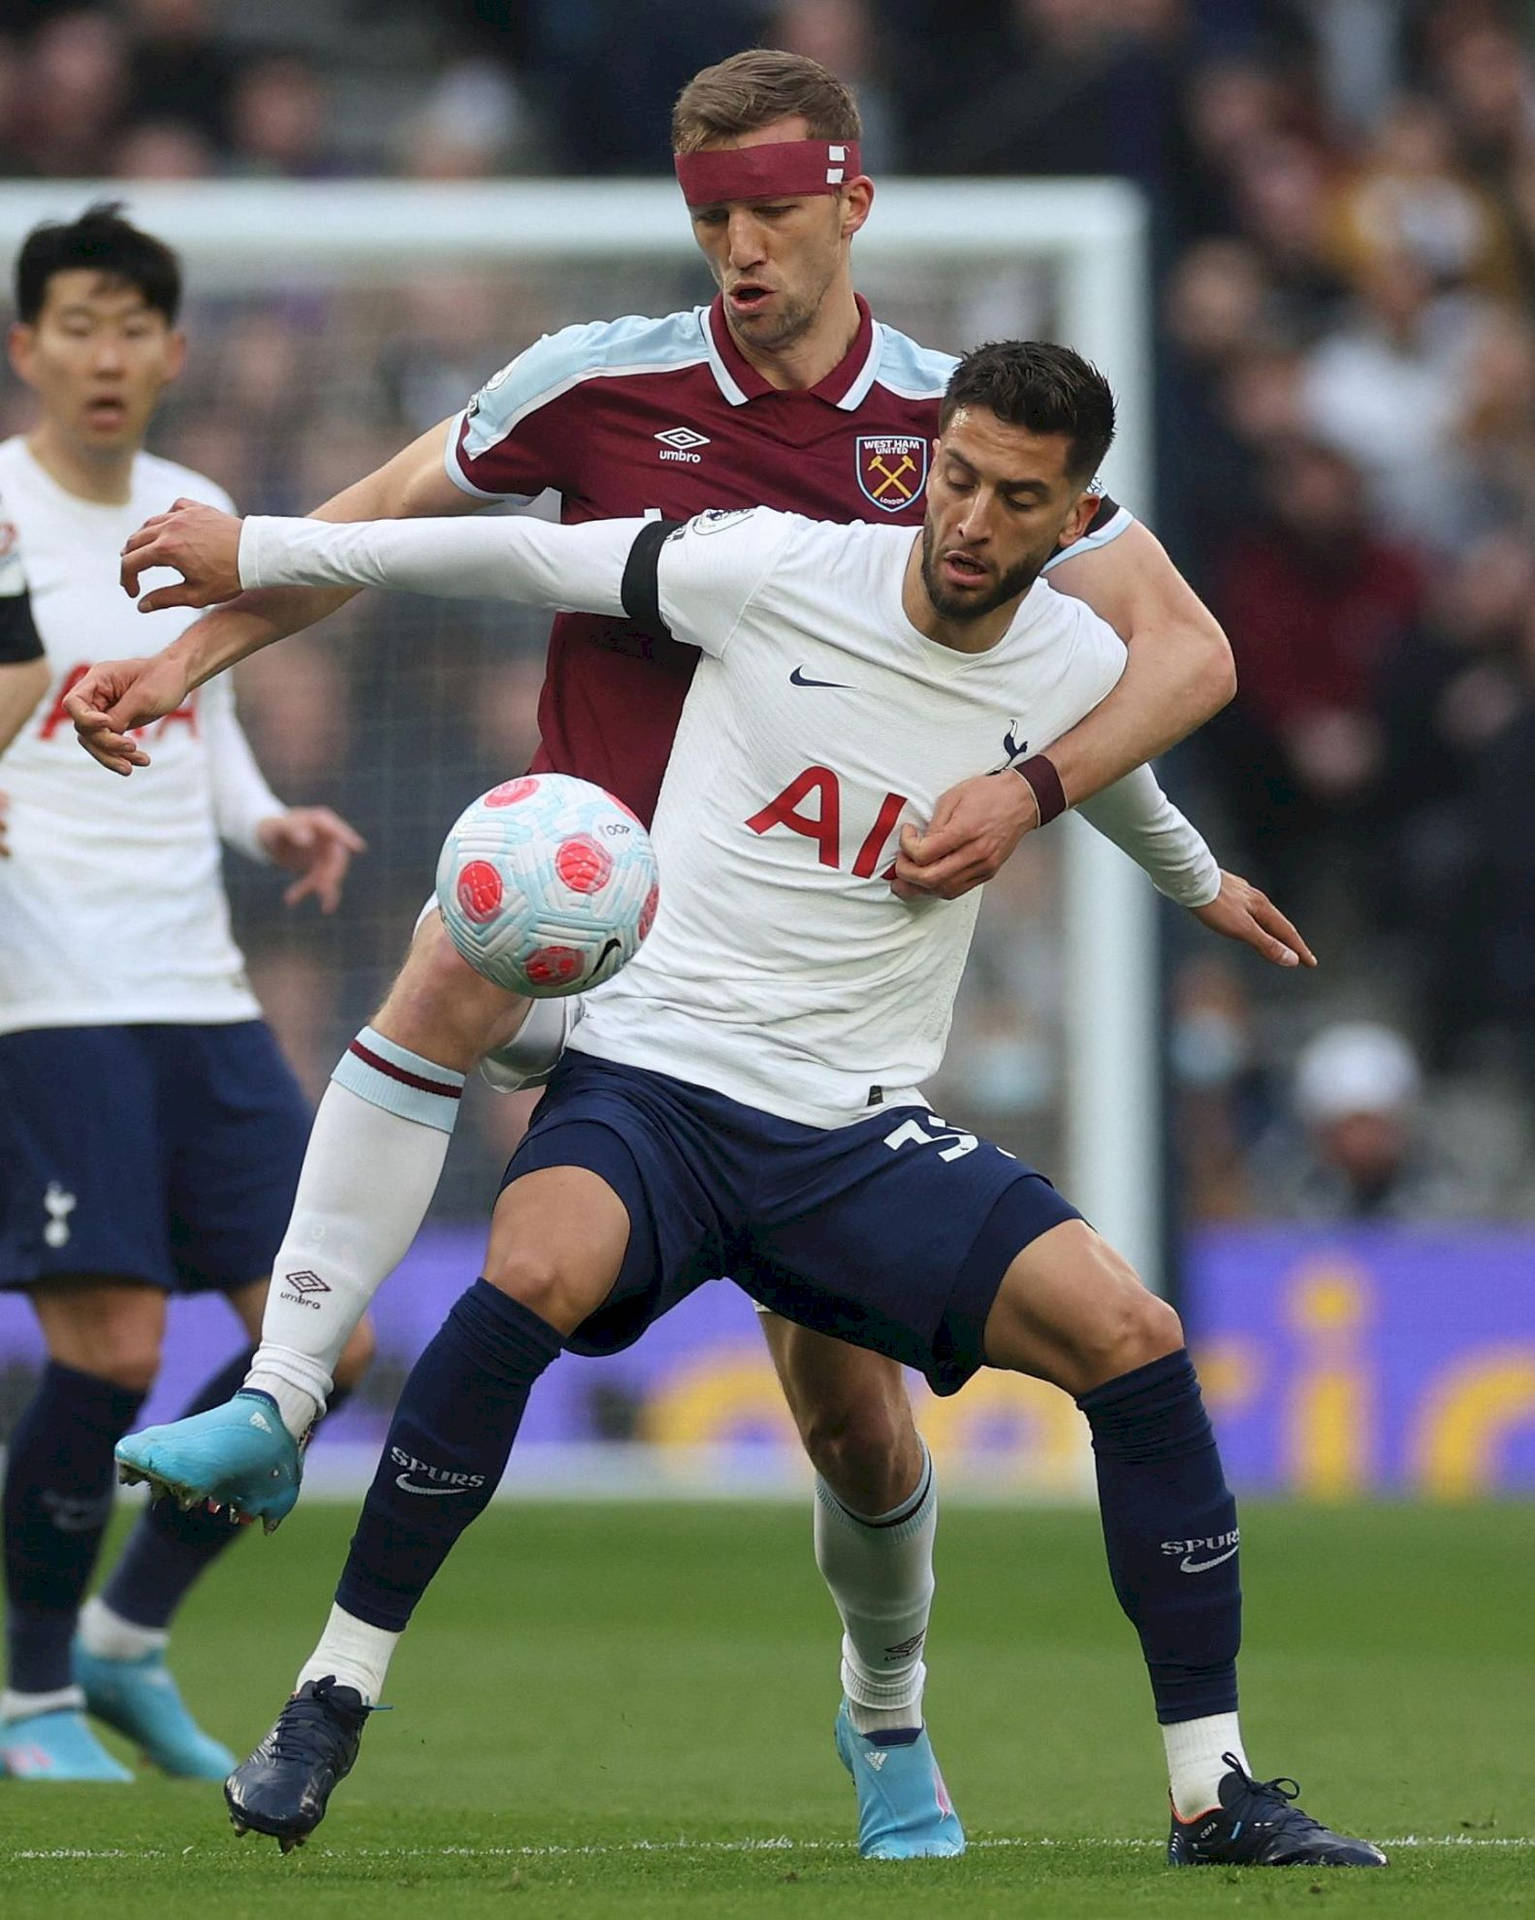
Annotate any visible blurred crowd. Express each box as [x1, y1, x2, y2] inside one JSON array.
[[2, 0, 1533, 1223]]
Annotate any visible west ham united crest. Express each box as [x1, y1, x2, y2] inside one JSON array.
[[855, 434, 927, 512]]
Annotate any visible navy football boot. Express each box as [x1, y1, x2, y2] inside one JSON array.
[[1168, 1753, 1387, 1867], [225, 1677, 378, 1852]]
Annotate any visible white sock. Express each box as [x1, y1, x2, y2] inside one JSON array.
[[78, 1596, 167, 1662], [245, 1028, 464, 1440], [813, 1443, 936, 1736], [296, 1603, 401, 1706], [1164, 1713, 1249, 1820], [1, 1685, 85, 1720]]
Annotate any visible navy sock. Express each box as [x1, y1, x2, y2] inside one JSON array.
[[1077, 1348, 1241, 1725], [336, 1281, 564, 1633], [3, 1360, 145, 1693], [99, 1348, 254, 1632]]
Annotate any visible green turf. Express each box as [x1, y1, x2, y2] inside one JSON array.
[[2, 1499, 1530, 1917]]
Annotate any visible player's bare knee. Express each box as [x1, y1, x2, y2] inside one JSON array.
[[1073, 1282, 1183, 1394], [480, 1244, 595, 1339], [372, 914, 520, 1072], [797, 1396, 921, 1513], [332, 1316, 377, 1391], [36, 1284, 165, 1392]]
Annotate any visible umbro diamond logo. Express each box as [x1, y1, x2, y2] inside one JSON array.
[[280, 1267, 331, 1312], [789, 666, 850, 689], [655, 426, 710, 463]]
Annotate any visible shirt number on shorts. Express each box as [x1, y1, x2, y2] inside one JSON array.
[[883, 1111, 979, 1163]]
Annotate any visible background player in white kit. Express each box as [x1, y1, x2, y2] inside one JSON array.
[[0, 205, 373, 1782], [115, 341, 1379, 1868]]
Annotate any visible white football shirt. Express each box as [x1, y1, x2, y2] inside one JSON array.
[[241, 505, 1219, 1128], [0, 438, 283, 1035]]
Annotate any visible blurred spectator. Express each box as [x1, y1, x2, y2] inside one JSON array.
[[1207, 436, 1423, 907], [1158, 239, 1279, 586], [228, 55, 336, 179], [1257, 1020, 1498, 1219], [1375, 529, 1533, 1055], [1326, 94, 1523, 297], [1424, 12, 1535, 184], [1301, 248, 1485, 545], [1229, 132, 1350, 335], [122, 0, 237, 156], [765, 0, 896, 171], [526, 2, 765, 174], [1169, 953, 1274, 1221], [21, 10, 128, 175], [896, 0, 1186, 186], [112, 117, 214, 178], [401, 58, 532, 180]]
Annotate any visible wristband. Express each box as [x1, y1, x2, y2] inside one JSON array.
[[1011, 754, 1067, 826]]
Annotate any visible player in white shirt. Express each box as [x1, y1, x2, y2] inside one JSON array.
[[0, 205, 372, 1784], [107, 342, 1382, 1869], [70, 54, 1243, 1859]]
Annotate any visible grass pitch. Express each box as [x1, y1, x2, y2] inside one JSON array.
[[1, 1499, 1529, 1917]]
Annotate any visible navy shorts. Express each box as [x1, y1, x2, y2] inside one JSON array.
[[0, 1022, 310, 1295], [502, 1053, 1082, 1395]]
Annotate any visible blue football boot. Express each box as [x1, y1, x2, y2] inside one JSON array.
[[74, 1642, 236, 1780], [1168, 1753, 1387, 1867], [0, 1707, 133, 1781], [834, 1700, 965, 1859], [115, 1389, 302, 1533]]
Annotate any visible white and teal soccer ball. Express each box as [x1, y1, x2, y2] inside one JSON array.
[[435, 775, 659, 998]]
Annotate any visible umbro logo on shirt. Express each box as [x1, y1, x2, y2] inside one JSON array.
[[655, 426, 710, 464]]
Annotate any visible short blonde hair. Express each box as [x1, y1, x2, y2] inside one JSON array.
[[672, 50, 862, 154]]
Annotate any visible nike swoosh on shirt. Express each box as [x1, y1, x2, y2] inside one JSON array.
[[789, 666, 850, 689], [1179, 1546, 1239, 1573]]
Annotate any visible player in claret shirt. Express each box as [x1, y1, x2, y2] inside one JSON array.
[[110, 340, 1379, 1870], [74, 55, 1232, 1854], [0, 205, 371, 1784]]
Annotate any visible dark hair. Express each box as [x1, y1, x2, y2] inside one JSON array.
[[672, 50, 862, 153], [940, 340, 1116, 485], [14, 201, 182, 326]]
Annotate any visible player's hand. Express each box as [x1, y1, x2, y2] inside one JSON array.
[[65, 652, 192, 775], [256, 806, 367, 913], [889, 770, 1038, 901], [1191, 870, 1316, 969], [120, 498, 245, 611]]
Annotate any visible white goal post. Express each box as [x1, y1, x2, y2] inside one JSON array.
[[0, 177, 1162, 1291]]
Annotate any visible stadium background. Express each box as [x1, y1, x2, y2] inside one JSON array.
[[1, 0, 1534, 1503]]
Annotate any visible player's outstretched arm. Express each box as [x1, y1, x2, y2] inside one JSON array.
[[1037, 520, 1235, 791], [68, 420, 476, 774]]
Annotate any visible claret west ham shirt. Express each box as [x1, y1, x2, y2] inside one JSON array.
[[443, 296, 1131, 824]]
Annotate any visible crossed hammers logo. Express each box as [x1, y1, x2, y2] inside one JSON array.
[[867, 451, 917, 500]]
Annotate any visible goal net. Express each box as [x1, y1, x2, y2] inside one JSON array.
[[0, 179, 1154, 1496]]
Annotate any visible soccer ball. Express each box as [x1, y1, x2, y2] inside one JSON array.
[[435, 775, 659, 998]]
